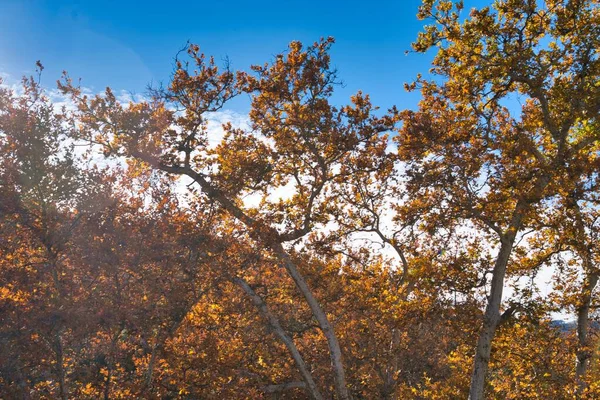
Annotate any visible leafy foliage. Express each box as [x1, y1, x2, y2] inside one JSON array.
[[1, 1, 600, 398]]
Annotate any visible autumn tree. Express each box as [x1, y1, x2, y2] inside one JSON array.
[[59, 38, 398, 399], [4, 1, 600, 396], [0, 67, 98, 399], [0, 70, 228, 399], [404, 0, 600, 398], [521, 164, 600, 397]]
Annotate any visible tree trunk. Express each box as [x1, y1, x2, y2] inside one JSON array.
[[271, 243, 351, 400], [469, 236, 515, 400], [171, 167, 351, 399], [150, 165, 351, 399], [469, 173, 550, 399], [145, 343, 158, 388], [569, 197, 599, 395], [576, 271, 599, 395], [234, 277, 324, 400], [54, 333, 68, 400]]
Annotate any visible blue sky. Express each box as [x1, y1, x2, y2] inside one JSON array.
[[0, 0, 486, 113]]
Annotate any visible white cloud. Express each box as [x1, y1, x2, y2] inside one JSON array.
[[204, 109, 252, 148]]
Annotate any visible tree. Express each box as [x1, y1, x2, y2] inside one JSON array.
[[404, 0, 600, 398], [4, 3, 600, 395], [59, 38, 397, 399], [0, 67, 96, 399], [523, 163, 600, 396]]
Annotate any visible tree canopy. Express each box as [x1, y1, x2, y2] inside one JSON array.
[[1, 0, 599, 399]]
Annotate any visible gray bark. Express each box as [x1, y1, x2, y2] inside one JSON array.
[[469, 171, 551, 399], [575, 269, 598, 394], [54, 334, 68, 400], [468, 235, 515, 400], [575, 249, 598, 397], [151, 164, 351, 400], [234, 276, 324, 400], [568, 197, 598, 394], [271, 243, 350, 400]]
